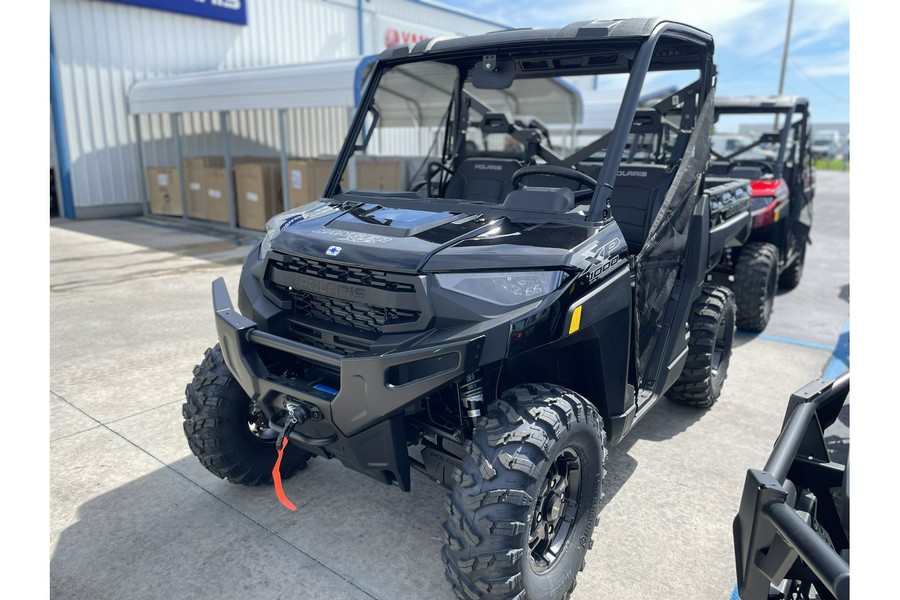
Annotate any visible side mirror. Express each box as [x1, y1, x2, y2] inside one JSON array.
[[472, 56, 515, 89]]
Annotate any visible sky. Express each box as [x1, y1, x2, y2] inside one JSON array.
[[438, 0, 850, 125]]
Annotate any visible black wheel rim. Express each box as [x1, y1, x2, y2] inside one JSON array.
[[528, 448, 583, 572], [711, 317, 728, 376]]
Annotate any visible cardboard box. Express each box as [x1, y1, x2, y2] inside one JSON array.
[[146, 167, 183, 216], [203, 166, 234, 224], [235, 161, 283, 231], [182, 156, 224, 220], [356, 156, 406, 191], [287, 157, 349, 208], [313, 157, 349, 195], [287, 159, 315, 208]]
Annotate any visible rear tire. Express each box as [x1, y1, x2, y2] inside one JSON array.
[[182, 344, 313, 485], [667, 285, 736, 408], [733, 242, 778, 332], [441, 384, 606, 600]]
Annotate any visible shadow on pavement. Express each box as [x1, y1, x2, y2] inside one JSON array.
[[599, 396, 712, 505], [51, 216, 259, 267]]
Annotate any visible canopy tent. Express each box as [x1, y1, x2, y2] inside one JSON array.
[[128, 55, 582, 123], [128, 57, 376, 115]]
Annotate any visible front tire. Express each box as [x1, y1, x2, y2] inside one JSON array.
[[733, 242, 779, 332], [442, 384, 606, 600], [667, 285, 736, 408], [182, 344, 312, 485]]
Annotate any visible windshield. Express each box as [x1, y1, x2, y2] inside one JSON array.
[[710, 108, 809, 178], [328, 35, 711, 222], [710, 120, 781, 161]]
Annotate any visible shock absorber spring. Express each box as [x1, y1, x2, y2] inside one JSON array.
[[459, 374, 484, 418]]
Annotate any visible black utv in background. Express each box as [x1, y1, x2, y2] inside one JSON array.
[[706, 96, 815, 332], [183, 18, 752, 600]]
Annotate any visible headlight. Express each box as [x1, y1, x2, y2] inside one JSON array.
[[258, 202, 334, 259], [435, 271, 566, 306]]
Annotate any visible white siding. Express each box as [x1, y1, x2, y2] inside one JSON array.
[[51, 0, 357, 213], [50, 0, 505, 216]]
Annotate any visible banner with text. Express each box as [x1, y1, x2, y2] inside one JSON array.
[[100, 0, 247, 26], [375, 15, 453, 50]]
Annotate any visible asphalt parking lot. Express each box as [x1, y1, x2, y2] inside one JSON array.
[[49, 171, 849, 599]]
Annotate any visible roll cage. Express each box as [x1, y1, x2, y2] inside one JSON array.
[[712, 97, 812, 180], [326, 19, 715, 226]]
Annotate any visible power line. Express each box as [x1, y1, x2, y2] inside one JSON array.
[[788, 57, 849, 104]]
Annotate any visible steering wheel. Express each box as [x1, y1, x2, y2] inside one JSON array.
[[410, 161, 454, 195], [510, 164, 598, 195]]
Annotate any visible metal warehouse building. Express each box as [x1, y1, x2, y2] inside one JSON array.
[[50, 0, 505, 221]]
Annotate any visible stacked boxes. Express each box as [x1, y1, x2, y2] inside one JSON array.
[[167, 155, 389, 227], [234, 159, 282, 231], [145, 167, 183, 216], [287, 157, 348, 208], [355, 156, 408, 191], [181, 156, 225, 220], [203, 164, 233, 223], [287, 158, 315, 208]]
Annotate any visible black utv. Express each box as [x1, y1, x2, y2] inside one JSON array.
[[183, 18, 752, 600], [706, 96, 815, 332]]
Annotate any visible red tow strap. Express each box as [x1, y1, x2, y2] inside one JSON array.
[[273, 439, 297, 511]]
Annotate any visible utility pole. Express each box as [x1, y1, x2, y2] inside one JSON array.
[[776, 0, 796, 128], [778, 0, 795, 94]]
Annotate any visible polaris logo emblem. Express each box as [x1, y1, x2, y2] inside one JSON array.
[[296, 275, 367, 301], [474, 164, 503, 171], [312, 228, 392, 244], [326, 246, 342, 256], [617, 170, 648, 177]]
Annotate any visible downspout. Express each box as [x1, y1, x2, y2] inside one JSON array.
[[357, 0, 365, 54], [50, 22, 75, 219]]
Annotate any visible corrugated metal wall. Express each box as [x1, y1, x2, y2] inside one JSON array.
[[50, 0, 502, 218], [51, 0, 357, 216]]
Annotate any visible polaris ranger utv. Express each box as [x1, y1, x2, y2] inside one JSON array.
[[706, 96, 815, 331], [183, 18, 752, 600]]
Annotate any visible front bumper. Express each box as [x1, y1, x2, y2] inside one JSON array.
[[732, 374, 849, 600], [212, 277, 484, 489]]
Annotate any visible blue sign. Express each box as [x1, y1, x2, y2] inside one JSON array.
[[101, 1, 248, 26]]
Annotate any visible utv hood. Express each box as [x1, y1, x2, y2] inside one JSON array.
[[269, 202, 596, 273]]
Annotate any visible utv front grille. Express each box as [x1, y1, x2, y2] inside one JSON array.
[[274, 255, 416, 293], [291, 290, 420, 333], [265, 254, 431, 353]]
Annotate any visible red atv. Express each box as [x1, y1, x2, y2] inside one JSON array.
[[708, 96, 815, 332]]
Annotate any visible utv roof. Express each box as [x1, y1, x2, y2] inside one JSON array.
[[714, 95, 810, 112], [378, 17, 714, 61]]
